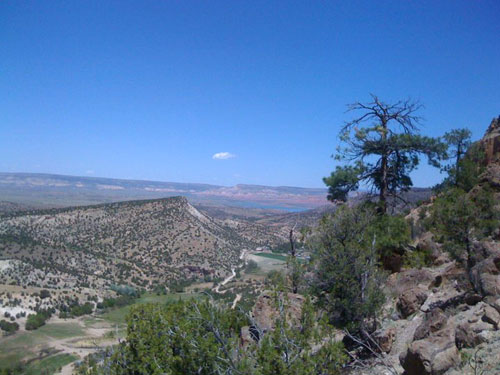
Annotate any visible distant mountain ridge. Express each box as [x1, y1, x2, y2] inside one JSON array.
[[0, 172, 328, 210]]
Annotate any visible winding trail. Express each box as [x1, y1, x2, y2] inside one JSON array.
[[231, 294, 241, 309], [215, 268, 236, 293], [213, 249, 248, 308]]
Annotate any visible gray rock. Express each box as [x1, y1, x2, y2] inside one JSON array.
[[400, 326, 460, 375], [455, 322, 489, 348], [482, 304, 500, 329], [414, 308, 447, 341], [470, 242, 500, 297]]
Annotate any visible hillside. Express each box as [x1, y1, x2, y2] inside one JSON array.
[[0, 196, 267, 291]]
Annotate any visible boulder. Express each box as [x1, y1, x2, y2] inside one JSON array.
[[413, 308, 447, 341], [397, 287, 428, 318], [387, 268, 434, 295], [400, 326, 460, 375], [373, 326, 396, 353], [470, 248, 500, 297]]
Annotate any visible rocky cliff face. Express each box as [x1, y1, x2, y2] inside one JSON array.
[[482, 116, 500, 165], [479, 116, 500, 191]]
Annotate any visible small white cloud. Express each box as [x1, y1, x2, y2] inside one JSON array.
[[85, 170, 95, 175], [212, 152, 236, 160]]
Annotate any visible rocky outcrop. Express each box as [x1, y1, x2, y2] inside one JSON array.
[[479, 116, 500, 192], [469, 241, 500, 297], [251, 291, 305, 333], [337, 119, 500, 375], [481, 116, 500, 165], [387, 268, 434, 295]]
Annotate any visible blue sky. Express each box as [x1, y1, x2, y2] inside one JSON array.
[[1, 1, 499, 188]]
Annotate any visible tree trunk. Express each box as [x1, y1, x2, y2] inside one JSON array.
[[465, 234, 477, 294], [289, 228, 295, 258], [455, 144, 462, 186], [379, 120, 389, 214], [380, 155, 388, 214], [289, 228, 298, 293]]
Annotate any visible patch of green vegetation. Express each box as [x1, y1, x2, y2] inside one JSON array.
[[0, 322, 84, 370], [0, 352, 27, 371], [25, 310, 52, 331], [0, 333, 43, 369], [37, 322, 85, 339], [99, 292, 201, 325], [253, 252, 287, 261], [24, 353, 78, 375], [244, 259, 260, 274]]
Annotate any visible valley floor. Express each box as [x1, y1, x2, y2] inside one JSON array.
[[0, 250, 288, 374]]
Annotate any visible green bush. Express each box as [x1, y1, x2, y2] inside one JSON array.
[[310, 205, 386, 332], [0, 319, 19, 334], [70, 302, 94, 317]]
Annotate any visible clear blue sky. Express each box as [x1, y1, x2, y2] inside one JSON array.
[[1, 1, 499, 188]]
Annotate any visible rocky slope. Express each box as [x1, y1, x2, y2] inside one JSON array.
[[356, 117, 500, 375]]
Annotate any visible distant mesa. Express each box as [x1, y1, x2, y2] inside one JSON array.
[[0, 172, 328, 211]]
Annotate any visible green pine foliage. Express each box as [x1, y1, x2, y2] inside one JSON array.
[[323, 95, 446, 213], [427, 187, 498, 267], [435, 130, 485, 193], [75, 297, 346, 375]]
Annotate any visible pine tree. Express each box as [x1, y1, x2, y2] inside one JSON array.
[[324, 95, 446, 213]]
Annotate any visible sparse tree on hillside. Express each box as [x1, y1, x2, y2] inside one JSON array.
[[436, 129, 485, 192], [287, 223, 304, 294], [323, 95, 446, 213], [443, 128, 472, 185], [443, 129, 471, 187], [427, 187, 498, 291]]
